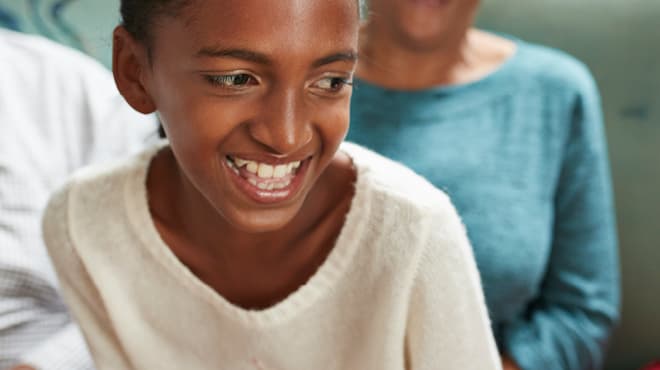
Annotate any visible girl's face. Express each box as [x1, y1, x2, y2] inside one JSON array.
[[121, 0, 359, 233], [368, 0, 480, 50]]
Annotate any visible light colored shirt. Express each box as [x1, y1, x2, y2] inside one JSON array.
[[42, 141, 501, 370], [0, 29, 156, 369], [348, 38, 619, 370]]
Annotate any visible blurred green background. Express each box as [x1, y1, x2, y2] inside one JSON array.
[[1, 1, 658, 369], [0, 1, 117, 66]]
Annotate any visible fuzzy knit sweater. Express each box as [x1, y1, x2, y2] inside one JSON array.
[[42, 142, 501, 370]]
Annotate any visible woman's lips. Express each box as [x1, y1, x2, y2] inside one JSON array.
[[223, 155, 310, 204]]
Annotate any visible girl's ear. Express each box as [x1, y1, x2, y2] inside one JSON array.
[[112, 26, 156, 114]]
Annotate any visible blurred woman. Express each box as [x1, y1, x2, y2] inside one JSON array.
[[348, 1, 620, 369]]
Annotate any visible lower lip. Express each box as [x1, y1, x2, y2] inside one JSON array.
[[224, 158, 310, 205]]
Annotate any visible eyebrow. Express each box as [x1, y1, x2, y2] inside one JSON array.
[[197, 48, 271, 65], [312, 51, 358, 68], [196, 47, 358, 68]]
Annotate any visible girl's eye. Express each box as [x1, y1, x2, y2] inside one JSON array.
[[313, 76, 353, 93], [205, 73, 256, 88]]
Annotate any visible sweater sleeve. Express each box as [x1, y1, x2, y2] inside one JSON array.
[[405, 201, 502, 370], [42, 185, 133, 370], [502, 71, 620, 370]]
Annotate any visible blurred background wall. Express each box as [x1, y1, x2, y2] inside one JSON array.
[[0, 1, 117, 66], [1, 1, 658, 369]]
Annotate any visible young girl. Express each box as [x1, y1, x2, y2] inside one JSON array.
[[42, 1, 501, 369]]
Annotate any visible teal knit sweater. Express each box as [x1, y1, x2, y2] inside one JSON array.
[[347, 39, 620, 370]]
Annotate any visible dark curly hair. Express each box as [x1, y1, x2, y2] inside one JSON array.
[[120, 0, 192, 46]]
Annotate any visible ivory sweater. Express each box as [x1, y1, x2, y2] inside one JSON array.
[[42, 142, 501, 370]]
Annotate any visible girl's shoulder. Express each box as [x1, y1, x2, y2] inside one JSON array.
[[56, 142, 161, 200], [340, 142, 474, 287], [43, 142, 164, 248]]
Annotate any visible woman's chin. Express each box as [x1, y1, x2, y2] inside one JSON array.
[[397, 23, 453, 51]]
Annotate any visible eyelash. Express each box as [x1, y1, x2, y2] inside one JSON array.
[[202, 73, 353, 94], [204, 73, 256, 88], [313, 76, 353, 93]]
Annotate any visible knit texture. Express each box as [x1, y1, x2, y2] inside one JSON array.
[[347, 38, 619, 370], [42, 142, 501, 370]]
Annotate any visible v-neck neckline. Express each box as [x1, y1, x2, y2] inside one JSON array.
[[123, 141, 372, 328]]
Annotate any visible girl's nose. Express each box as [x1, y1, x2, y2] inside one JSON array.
[[248, 86, 313, 155]]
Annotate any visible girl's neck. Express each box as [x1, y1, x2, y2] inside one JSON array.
[[147, 147, 356, 309], [357, 27, 516, 90]]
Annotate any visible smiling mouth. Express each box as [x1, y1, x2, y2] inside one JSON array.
[[224, 155, 309, 204]]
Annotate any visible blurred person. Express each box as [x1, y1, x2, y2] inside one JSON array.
[[0, 29, 155, 370], [347, 0, 619, 369]]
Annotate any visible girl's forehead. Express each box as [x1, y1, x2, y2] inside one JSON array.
[[154, 0, 359, 57], [177, 0, 359, 32]]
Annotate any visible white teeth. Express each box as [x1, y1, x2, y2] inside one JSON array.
[[246, 161, 258, 174], [258, 164, 274, 178], [231, 155, 303, 178], [253, 180, 291, 191], [251, 179, 292, 191], [273, 165, 288, 178], [273, 181, 290, 189]]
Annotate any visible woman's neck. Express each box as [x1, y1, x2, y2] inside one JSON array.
[[357, 27, 516, 90]]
